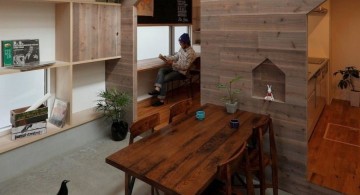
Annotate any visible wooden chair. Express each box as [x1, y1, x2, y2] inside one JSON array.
[[169, 98, 193, 123], [241, 115, 278, 195], [126, 113, 160, 195], [169, 56, 200, 98], [202, 143, 247, 195]]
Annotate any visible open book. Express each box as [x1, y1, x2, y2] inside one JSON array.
[[158, 54, 168, 62]]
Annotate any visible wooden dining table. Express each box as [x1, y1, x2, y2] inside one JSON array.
[[106, 103, 267, 195]]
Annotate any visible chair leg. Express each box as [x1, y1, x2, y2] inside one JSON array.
[[259, 169, 266, 195], [272, 173, 278, 195], [244, 149, 255, 195], [189, 76, 195, 98], [129, 176, 136, 195], [189, 80, 193, 98], [271, 161, 278, 195], [125, 174, 130, 195], [270, 120, 278, 195]]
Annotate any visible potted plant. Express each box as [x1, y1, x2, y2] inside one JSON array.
[[217, 75, 241, 113], [96, 88, 132, 141], [333, 66, 360, 106]]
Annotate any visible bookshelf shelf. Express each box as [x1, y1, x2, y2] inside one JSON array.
[[0, 112, 102, 154], [72, 56, 121, 65], [0, 1, 121, 154]]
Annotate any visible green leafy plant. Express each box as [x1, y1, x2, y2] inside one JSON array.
[[95, 89, 132, 122], [217, 76, 242, 104], [333, 66, 360, 91]]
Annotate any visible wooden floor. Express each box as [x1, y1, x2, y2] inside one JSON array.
[[137, 84, 201, 129], [308, 99, 360, 195]]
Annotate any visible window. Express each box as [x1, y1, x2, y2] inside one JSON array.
[[137, 26, 170, 61], [173, 26, 189, 52], [137, 25, 190, 60], [0, 70, 46, 134]]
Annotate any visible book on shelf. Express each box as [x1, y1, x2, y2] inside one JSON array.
[[158, 54, 168, 62], [1, 39, 40, 67], [49, 99, 68, 128]]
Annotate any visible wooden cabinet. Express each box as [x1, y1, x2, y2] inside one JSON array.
[[307, 61, 328, 140], [0, 1, 121, 152], [320, 63, 328, 103], [73, 3, 121, 62]]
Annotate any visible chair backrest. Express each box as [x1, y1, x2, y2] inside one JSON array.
[[217, 143, 247, 195], [129, 113, 160, 145], [250, 115, 278, 195], [252, 115, 277, 158], [169, 98, 193, 123], [191, 57, 201, 72], [180, 56, 200, 78]]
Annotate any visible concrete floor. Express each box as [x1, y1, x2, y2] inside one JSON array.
[[0, 135, 292, 195]]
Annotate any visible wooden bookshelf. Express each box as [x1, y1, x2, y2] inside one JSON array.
[[0, 0, 121, 153]]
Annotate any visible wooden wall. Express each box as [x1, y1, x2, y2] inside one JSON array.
[[192, 0, 201, 45], [106, 0, 137, 122], [200, 0, 338, 194]]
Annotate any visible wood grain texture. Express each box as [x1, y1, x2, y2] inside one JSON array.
[[73, 3, 120, 62], [55, 66, 72, 124], [73, 3, 98, 61], [98, 5, 120, 58], [55, 3, 71, 62], [106, 1, 136, 123], [201, 0, 323, 16], [308, 99, 360, 195], [107, 104, 266, 195], [200, 0, 328, 194], [138, 84, 200, 129]]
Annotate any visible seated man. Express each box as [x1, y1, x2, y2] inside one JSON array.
[[148, 33, 196, 107]]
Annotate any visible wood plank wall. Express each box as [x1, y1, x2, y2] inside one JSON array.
[[201, 0, 339, 194], [106, 0, 137, 122]]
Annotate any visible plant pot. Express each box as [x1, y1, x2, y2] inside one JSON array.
[[353, 79, 360, 91], [349, 90, 360, 107], [225, 102, 238, 114], [111, 121, 128, 141]]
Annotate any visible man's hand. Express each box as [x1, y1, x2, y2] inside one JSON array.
[[166, 59, 173, 65]]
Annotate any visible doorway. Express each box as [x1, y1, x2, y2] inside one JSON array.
[[307, 0, 360, 194]]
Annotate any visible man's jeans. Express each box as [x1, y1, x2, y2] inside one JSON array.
[[154, 67, 186, 99]]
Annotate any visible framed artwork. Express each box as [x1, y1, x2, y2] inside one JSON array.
[[137, 0, 154, 16]]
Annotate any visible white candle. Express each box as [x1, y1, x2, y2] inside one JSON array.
[[25, 93, 51, 112]]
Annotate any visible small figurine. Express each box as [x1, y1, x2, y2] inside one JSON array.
[[264, 84, 274, 101]]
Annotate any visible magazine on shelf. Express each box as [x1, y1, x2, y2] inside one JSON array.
[[49, 99, 68, 128], [6, 61, 56, 71], [1, 39, 40, 67]]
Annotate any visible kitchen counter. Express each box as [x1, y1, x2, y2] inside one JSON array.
[[307, 57, 329, 80], [307, 57, 329, 140]]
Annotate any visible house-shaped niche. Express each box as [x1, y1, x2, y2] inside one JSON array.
[[252, 59, 285, 102]]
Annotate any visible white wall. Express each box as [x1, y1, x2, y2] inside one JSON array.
[[331, 0, 360, 100], [308, 1, 330, 58], [0, 2, 55, 62], [0, 2, 55, 129], [72, 62, 106, 113]]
